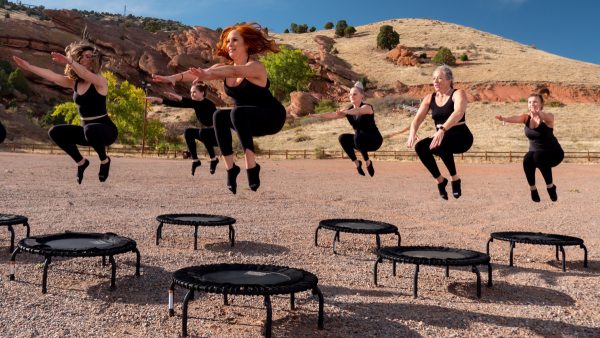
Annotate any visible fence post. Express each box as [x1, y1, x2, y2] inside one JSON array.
[[509, 151, 512, 163], [285, 150, 288, 160], [588, 150, 590, 162], [304, 149, 307, 159], [485, 151, 488, 161]]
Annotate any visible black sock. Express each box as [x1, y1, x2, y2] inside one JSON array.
[[451, 179, 462, 199], [76, 159, 90, 184], [531, 189, 541, 202], [209, 158, 219, 175], [191, 160, 201, 176], [366, 161, 375, 177], [437, 178, 448, 200], [226, 164, 240, 194], [98, 157, 111, 182], [246, 163, 261, 192], [547, 185, 557, 202], [356, 160, 365, 176]]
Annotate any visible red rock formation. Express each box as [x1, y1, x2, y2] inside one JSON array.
[[287, 91, 318, 118], [386, 45, 419, 66]]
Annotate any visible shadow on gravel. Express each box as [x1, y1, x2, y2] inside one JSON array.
[[205, 240, 289, 256], [447, 281, 575, 306], [492, 261, 599, 285]]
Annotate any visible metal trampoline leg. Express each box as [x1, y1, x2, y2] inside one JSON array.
[[445, 266, 450, 278], [9, 247, 20, 281], [375, 234, 381, 250], [373, 256, 382, 286], [229, 225, 235, 247], [395, 231, 401, 247], [168, 282, 175, 317], [134, 248, 141, 276], [472, 265, 482, 298], [109, 255, 117, 289], [581, 244, 588, 268], [224, 293, 228, 305], [392, 261, 397, 277], [509, 241, 515, 267], [24, 221, 31, 237], [7, 224, 14, 253], [487, 263, 493, 287], [312, 286, 324, 330], [332, 231, 340, 254], [560, 246, 566, 272], [182, 289, 194, 337], [555, 245, 559, 261], [264, 295, 273, 338], [486, 237, 493, 255], [42, 256, 52, 294], [290, 293, 295, 310], [156, 222, 163, 245], [413, 264, 419, 299], [193, 225, 199, 250], [102, 255, 106, 267], [314, 226, 321, 247]]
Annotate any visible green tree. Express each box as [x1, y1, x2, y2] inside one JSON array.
[[377, 25, 399, 50], [50, 102, 80, 125], [324, 22, 333, 29], [261, 46, 313, 100], [335, 20, 348, 37], [8, 68, 30, 95], [283, 28, 290, 34], [432, 47, 456, 66], [309, 26, 316, 32], [344, 26, 356, 38]]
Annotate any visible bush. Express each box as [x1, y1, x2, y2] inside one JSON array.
[[335, 20, 348, 37], [331, 48, 338, 54], [377, 25, 400, 50], [432, 47, 456, 66], [261, 46, 313, 100], [314, 146, 327, 159], [284, 28, 289, 34], [344, 26, 356, 38], [419, 52, 427, 59], [8, 69, 30, 95], [309, 26, 316, 32], [547, 101, 565, 108], [290, 23, 308, 33], [459, 53, 469, 61], [324, 22, 333, 29], [315, 99, 337, 113]]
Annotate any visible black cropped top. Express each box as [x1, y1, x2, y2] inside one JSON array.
[[524, 115, 562, 152], [224, 78, 282, 108], [73, 81, 107, 118], [345, 103, 380, 134], [429, 89, 466, 125], [162, 97, 216, 127]]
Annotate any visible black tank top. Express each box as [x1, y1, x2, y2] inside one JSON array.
[[429, 89, 465, 125], [524, 115, 562, 152], [224, 78, 282, 108], [345, 103, 380, 134], [73, 80, 107, 118], [163, 97, 216, 127]]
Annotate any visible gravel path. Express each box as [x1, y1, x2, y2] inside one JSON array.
[[1, 153, 598, 337]]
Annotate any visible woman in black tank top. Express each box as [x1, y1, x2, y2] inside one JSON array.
[[407, 65, 473, 200], [0, 120, 6, 144], [319, 82, 383, 176], [496, 91, 563, 202], [153, 23, 285, 194], [13, 41, 117, 184]]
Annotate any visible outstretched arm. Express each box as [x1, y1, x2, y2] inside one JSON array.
[[189, 61, 267, 84], [341, 104, 373, 116], [495, 114, 527, 124], [12, 55, 73, 89], [51, 52, 107, 95]]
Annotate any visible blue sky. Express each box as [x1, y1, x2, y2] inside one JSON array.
[[22, 0, 600, 65]]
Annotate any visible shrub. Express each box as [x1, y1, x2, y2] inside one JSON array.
[[309, 26, 316, 32], [335, 20, 348, 37], [344, 26, 356, 38], [284, 28, 290, 34], [315, 99, 337, 113], [419, 52, 427, 59], [314, 146, 327, 159], [294, 134, 312, 142], [459, 53, 469, 61], [547, 101, 565, 108], [377, 25, 400, 50], [261, 46, 313, 100], [432, 47, 456, 66], [8, 69, 30, 95], [324, 22, 333, 29], [331, 48, 338, 54]]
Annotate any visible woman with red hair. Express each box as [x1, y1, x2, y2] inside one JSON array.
[[153, 23, 285, 194]]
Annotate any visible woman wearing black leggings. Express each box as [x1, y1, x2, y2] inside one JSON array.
[[146, 83, 219, 176], [153, 23, 285, 194], [0, 120, 6, 144], [496, 91, 563, 202], [407, 65, 473, 200], [13, 41, 117, 184], [320, 82, 382, 176]]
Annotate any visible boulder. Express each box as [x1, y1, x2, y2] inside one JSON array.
[[386, 45, 419, 67], [287, 91, 318, 118]]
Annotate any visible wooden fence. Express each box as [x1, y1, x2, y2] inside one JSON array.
[[1, 143, 600, 163]]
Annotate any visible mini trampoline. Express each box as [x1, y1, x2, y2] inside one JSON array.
[[315, 218, 401, 254], [487, 231, 588, 272], [0, 214, 31, 253], [374, 246, 492, 298], [156, 213, 236, 250], [169, 263, 324, 338], [9, 231, 140, 293]]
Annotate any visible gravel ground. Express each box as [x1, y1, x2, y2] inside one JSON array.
[[1, 153, 599, 337]]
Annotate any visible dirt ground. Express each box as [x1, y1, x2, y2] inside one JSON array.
[[0, 153, 599, 337]]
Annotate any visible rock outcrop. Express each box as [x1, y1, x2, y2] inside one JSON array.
[[287, 91, 318, 118], [386, 45, 419, 66]]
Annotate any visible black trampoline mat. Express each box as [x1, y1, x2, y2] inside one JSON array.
[[175, 216, 225, 223], [491, 232, 583, 245], [400, 249, 477, 260], [35, 237, 116, 250], [0, 214, 27, 224], [195, 270, 293, 285], [333, 221, 388, 231], [157, 213, 235, 225], [20, 232, 135, 255], [319, 219, 397, 234]]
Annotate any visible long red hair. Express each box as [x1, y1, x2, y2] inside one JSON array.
[[215, 23, 279, 62]]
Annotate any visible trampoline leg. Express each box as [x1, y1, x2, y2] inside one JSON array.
[[395, 231, 401, 247], [290, 293, 295, 310], [9, 247, 20, 281], [102, 255, 106, 267], [312, 286, 324, 330], [229, 225, 235, 247], [392, 261, 397, 277], [42, 256, 52, 294], [24, 221, 31, 237], [264, 295, 273, 338], [168, 282, 175, 317], [156, 222, 163, 246], [486, 237, 493, 255], [560, 246, 566, 272], [445, 266, 449, 278], [134, 248, 141, 276], [7, 225, 15, 253], [375, 234, 381, 250], [224, 293, 228, 305], [509, 241, 515, 267], [193, 225, 199, 250], [413, 264, 419, 299], [181, 289, 194, 337], [472, 265, 482, 298], [109, 255, 117, 289], [581, 244, 588, 268], [373, 256, 382, 286], [332, 231, 340, 254], [555, 245, 559, 261], [314, 226, 321, 247], [487, 263, 493, 287]]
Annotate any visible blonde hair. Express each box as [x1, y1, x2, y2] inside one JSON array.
[[352, 81, 365, 95], [64, 41, 101, 80]]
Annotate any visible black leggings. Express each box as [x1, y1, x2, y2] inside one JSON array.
[[523, 149, 564, 186], [415, 125, 473, 178], [0, 120, 6, 144], [339, 131, 383, 162], [184, 127, 218, 159], [213, 105, 286, 156], [48, 116, 118, 162]]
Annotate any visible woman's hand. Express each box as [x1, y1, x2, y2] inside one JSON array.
[[335, 110, 346, 117], [12, 56, 31, 71], [50, 52, 71, 66], [151, 74, 176, 86], [429, 129, 444, 149], [495, 115, 504, 122], [406, 133, 418, 148], [189, 67, 207, 82]]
